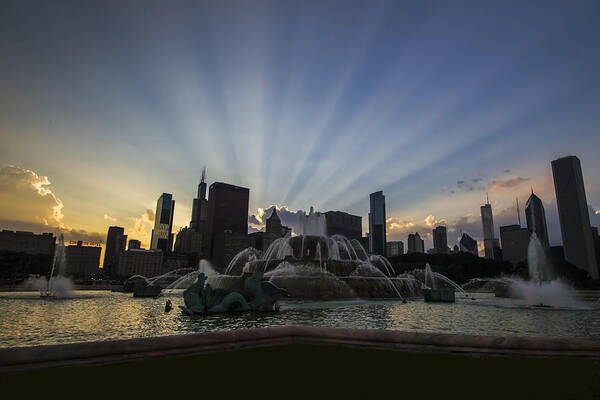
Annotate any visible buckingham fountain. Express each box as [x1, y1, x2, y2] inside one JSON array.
[[206, 209, 422, 300]]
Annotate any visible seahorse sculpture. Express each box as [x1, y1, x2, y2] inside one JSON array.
[[180, 272, 288, 314]]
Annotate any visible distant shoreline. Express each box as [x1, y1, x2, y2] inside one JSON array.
[[0, 285, 122, 292]]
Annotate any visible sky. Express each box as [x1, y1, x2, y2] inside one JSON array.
[[1, 0, 599, 260]]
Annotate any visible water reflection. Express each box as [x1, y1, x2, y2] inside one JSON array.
[[0, 291, 599, 348]]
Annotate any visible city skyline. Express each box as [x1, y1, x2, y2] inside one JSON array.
[[1, 1, 600, 258]]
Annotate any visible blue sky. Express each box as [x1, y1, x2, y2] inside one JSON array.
[[1, 0, 599, 250]]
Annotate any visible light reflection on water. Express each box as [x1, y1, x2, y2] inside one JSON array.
[[1, 291, 599, 347]]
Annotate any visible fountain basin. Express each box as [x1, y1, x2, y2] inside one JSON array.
[[423, 288, 455, 303]]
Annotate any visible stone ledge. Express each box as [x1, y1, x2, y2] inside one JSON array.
[[1, 326, 599, 373]]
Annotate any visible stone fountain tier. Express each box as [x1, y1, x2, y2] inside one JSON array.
[[243, 258, 366, 276], [210, 261, 423, 300], [281, 235, 364, 260]]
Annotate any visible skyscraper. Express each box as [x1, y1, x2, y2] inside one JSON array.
[[407, 232, 424, 253], [150, 193, 175, 253], [103, 226, 125, 277], [386, 241, 404, 257], [432, 226, 448, 254], [324, 211, 362, 240], [368, 191, 386, 255], [480, 196, 500, 260], [459, 233, 478, 256], [525, 190, 549, 248], [205, 182, 250, 270], [500, 224, 529, 265], [190, 167, 208, 234], [128, 239, 141, 250], [551, 156, 598, 279]]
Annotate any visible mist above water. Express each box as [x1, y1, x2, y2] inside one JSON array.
[[510, 233, 576, 307], [25, 234, 74, 298]]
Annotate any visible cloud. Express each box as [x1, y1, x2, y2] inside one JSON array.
[[248, 226, 264, 234], [145, 209, 155, 222], [0, 165, 64, 227], [0, 165, 107, 244], [448, 171, 527, 195], [424, 214, 446, 228], [248, 205, 304, 234], [103, 214, 117, 222], [489, 176, 528, 190], [0, 219, 104, 244], [386, 217, 415, 233], [451, 179, 486, 193], [128, 208, 155, 247]]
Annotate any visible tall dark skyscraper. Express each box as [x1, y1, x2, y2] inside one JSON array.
[[459, 233, 478, 256], [432, 226, 448, 254], [190, 167, 208, 234], [368, 191, 386, 255], [551, 156, 598, 279], [480, 195, 500, 260], [525, 190, 549, 248], [407, 232, 424, 253], [205, 182, 250, 270], [103, 226, 125, 277], [150, 193, 175, 253], [500, 224, 529, 265]]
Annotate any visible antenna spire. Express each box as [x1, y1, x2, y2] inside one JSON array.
[[201, 166, 206, 183], [486, 192, 489, 205]]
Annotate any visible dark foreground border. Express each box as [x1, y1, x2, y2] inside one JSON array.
[[2, 325, 600, 372], [2, 327, 600, 399]]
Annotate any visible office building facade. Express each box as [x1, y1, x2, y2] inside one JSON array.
[[500, 224, 530, 266], [116, 249, 163, 278], [127, 239, 141, 250], [459, 233, 478, 256], [103, 226, 125, 277], [324, 211, 362, 240], [551, 156, 598, 278], [150, 193, 175, 254], [480, 200, 500, 260], [386, 241, 404, 257], [368, 191, 386, 255], [0, 230, 55, 255], [65, 241, 101, 279], [525, 190, 549, 248], [407, 232, 424, 253], [432, 226, 448, 254], [205, 182, 250, 270]]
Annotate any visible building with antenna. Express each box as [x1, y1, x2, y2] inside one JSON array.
[[525, 189, 549, 248], [190, 167, 208, 234], [480, 194, 500, 260], [175, 168, 208, 258]]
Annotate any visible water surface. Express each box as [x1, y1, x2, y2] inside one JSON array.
[[1, 291, 599, 348]]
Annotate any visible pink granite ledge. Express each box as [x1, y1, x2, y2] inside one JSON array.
[[1, 326, 600, 373]]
